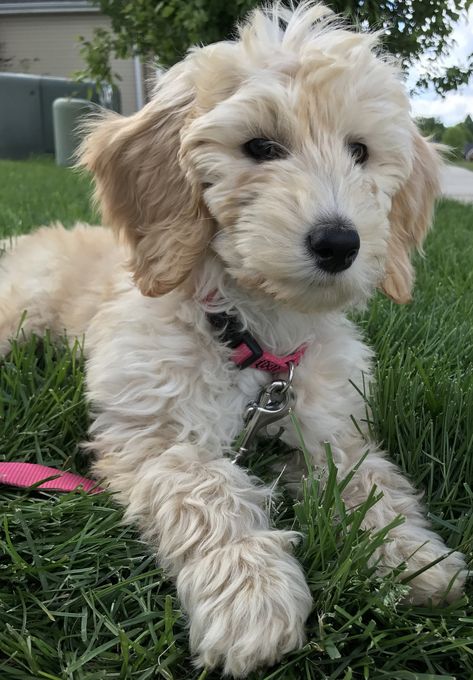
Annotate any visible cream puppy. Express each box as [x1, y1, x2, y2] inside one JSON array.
[[0, 3, 466, 677]]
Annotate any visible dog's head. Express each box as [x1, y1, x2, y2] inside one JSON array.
[[80, 1, 441, 311]]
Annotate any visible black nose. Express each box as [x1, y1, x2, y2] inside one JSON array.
[[307, 220, 360, 274]]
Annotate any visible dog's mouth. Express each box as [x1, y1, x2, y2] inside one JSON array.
[[209, 215, 383, 312], [222, 263, 364, 314]]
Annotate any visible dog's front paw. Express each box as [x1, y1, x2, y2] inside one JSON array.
[[177, 531, 312, 678], [406, 549, 467, 605], [384, 532, 467, 605]]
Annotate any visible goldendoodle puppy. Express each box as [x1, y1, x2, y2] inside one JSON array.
[[0, 2, 466, 676]]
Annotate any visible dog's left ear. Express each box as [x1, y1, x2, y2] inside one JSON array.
[[381, 133, 441, 303]]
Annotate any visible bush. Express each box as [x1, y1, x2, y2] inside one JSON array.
[[442, 123, 473, 159]]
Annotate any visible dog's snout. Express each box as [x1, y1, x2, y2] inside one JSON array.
[[307, 218, 360, 274]]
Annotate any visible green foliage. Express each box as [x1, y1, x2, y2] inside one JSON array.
[[420, 116, 473, 159], [78, 0, 473, 96], [415, 117, 446, 141], [76, 27, 119, 86], [453, 158, 473, 170], [464, 114, 473, 137], [1, 158, 473, 678], [442, 120, 473, 158], [79, 0, 255, 84]]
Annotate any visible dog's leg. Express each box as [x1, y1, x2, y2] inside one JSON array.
[[311, 435, 467, 604], [93, 442, 312, 677], [0, 292, 50, 355], [285, 426, 467, 603], [285, 336, 467, 606], [83, 285, 317, 676]]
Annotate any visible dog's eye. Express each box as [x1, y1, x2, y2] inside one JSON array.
[[348, 142, 369, 165], [243, 138, 286, 162]]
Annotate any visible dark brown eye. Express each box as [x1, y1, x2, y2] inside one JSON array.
[[243, 138, 286, 162], [348, 142, 369, 165]]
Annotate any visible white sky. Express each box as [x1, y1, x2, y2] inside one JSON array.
[[409, 6, 473, 125]]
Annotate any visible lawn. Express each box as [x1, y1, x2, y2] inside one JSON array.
[[451, 159, 473, 172], [1, 156, 473, 680]]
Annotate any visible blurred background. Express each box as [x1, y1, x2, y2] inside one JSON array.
[[0, 0, 472, 161]]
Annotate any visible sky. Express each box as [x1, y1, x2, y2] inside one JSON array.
[[409, 6, 473, 126]]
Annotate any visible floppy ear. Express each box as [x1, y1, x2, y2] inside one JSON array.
[[78, 62, 212, 296], [381, 133, 442, 304]]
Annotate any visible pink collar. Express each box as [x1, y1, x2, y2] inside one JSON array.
[[205, 301, 307, 373], [231, 339, 307, 373]]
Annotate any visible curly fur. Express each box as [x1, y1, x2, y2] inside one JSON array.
[[0, 3, 466, 676]]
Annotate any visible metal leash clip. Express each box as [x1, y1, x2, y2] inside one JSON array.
[[234, 362, 296, 464]]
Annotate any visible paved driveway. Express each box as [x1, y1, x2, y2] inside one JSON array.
[[441, 165, 473, 203]]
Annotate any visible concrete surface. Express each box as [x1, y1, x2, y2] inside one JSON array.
[[441, 165, 473, 203]]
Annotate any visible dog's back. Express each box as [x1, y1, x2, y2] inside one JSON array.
[[0, 224, 126, 352]]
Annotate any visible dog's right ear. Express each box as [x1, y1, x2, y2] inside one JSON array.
[[78, 62, 212, 296]]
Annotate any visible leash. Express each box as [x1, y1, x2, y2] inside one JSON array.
[[0, 462, 103, 494], [1, 302, 305, 492]]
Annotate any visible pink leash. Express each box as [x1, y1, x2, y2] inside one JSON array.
[[2, 297, 306, 494], [0, 462, 103, 494]]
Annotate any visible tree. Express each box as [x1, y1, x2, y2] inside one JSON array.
[[464, 114, 473, 137], [415, 117, 446, 141], [78, 0, 473, 96], [442, 122, 473, 157]]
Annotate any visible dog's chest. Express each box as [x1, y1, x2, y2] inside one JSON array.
[[87, 289, 370, 463], [185, 342, 368, 463]]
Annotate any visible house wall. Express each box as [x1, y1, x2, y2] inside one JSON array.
[[0, 13, 139, 114]]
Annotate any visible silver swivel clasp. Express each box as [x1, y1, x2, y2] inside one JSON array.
[[234, 361, 296, 463]]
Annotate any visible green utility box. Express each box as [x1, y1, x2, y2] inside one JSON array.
[[0, 74, 43, 159], [0, 73, 121, 159], [53, 98, 96, 167]]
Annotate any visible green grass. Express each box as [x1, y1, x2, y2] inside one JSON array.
[[1, 156, 473, 679], [450, 159, 473, 172], [0, 157, 97, 237]]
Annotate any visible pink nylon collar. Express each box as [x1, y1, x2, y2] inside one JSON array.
[[0, 462, 102, 494], [231, 341, 307, 373], [205, 294, 308, 373]]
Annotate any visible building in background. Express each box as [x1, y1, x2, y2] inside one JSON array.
[[0, 0, 146, 115]]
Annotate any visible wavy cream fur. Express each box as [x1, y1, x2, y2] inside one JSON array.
[[0, 3, 466, 677]]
